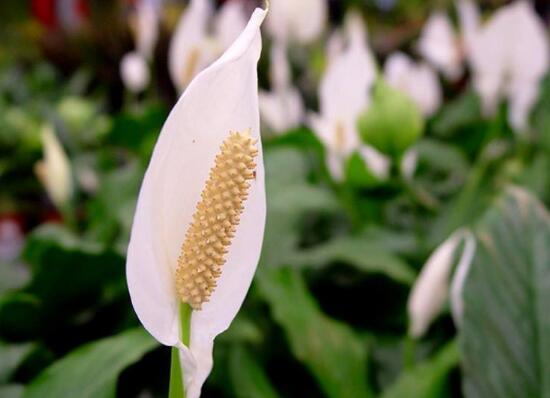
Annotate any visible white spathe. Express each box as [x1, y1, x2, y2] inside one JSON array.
[[266, 0, 327, 44], [259, 41, 304, 133], [168, 0, 247, 92], [308, 12, 387, 181], [36, 126, 72, 209], [120, 51, 150, 93], [126, 8, 267, 398], [134, 0, 160, 60], [384, 52, 442, 117], [407, 229, 475, 338], [418, 12, 462, 80], [467, 1, 549, 131]]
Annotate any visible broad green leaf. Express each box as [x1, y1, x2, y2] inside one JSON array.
[[23, 328, 158, 398], [0, 225, 125, 340], [0, 384, 24, 398], [460, 187, 550, 397], [0, 342, 34, 383], [229, 346, 279, 398], [257, 267, 372, 398], [86, 160, 143, 251], [288, 235, 415, 284], [381, 341, 459, 398], [262, 148, 340, 267]]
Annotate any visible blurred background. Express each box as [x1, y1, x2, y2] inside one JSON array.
[[2, 0, 550, 397]]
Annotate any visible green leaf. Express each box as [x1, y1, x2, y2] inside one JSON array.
[[23, 328, 158, 398], [0, 225, 125, 340], [381, 341, 459, 398], [257, 267, 373, 398], [345, 152, 385, 188], [229, 346, 279, 398], [86, 160, 143, 251], [0, 384, 24, 398], [460, 187, 550, 397], [261, 148, 340, 267], [288, 234, 415, 284], [358, 80, 424, 158]]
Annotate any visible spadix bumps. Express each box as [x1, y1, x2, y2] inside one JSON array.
[[176, 132, 258, 310]]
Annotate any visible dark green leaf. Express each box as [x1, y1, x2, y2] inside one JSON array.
[[381, 341, 459, 398], [289, 234, 415, 284], [0, 384, 24, 398], [23, 328, 157, 398], [257, 267, 373, 398], [229, 346, 279, 398]]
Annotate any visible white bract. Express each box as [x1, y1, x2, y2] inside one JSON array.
[[308, 12, 388, 181], [120, 0, 159, 93], [467, 1, 549, 131], [35, 126, 72, 210], [384, 52, 442, 117], [265, 0, 327, 44], [418, 12, 462, 81], [120, 51, 150, 93], [417, 0, 480, 81], [133, 0, 160, 60], [126, 7, 267, 398], [259, 41, 304, 133], [168, 0, 247, 92], [407, 229, 475, 338]]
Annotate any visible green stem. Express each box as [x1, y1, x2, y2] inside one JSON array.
[[403, 335, 417, 370], [168, 303, 192, 398]]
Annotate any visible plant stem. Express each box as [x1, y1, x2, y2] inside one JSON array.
[[168, 303, 192, 398]]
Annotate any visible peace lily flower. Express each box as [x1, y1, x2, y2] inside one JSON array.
[[417, 1, 480, 81], [417, 12, 462, 81], [168, 0, 247, 92], [120, 0, 160, 93], [308, 12, 389, 181], [126, 7, 267, 398], [131, 0, 160, 61], [120, 51, 151, 93], [35, 125, 73, 210], [407, 229, 476, 338], [467, 1, 549, 131], [259, 41, 304, 133], [265, 0, 327, 45], [384, 51, 442, 117]]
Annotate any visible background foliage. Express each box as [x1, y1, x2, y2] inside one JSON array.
[[1, 1, 550, 397]]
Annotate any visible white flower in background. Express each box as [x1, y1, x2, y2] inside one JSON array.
[[133, 0, 160, 60], [456, 0, 481, 55], [120, 0, 160, 93], [384, 52, 442, 117], [35, 126, 73, 210], [169, 0, 247, 92], [467, 1, 549, 131], [265, 0, 327, 44], [418, 12, 462, 80], [417, 0, 481, 81], [309, 12, 388, 181], [120, 51, 151, 93], [259, 42, 304, 133], [126, 7, 267, 398], [408, 229, 475, 338]]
